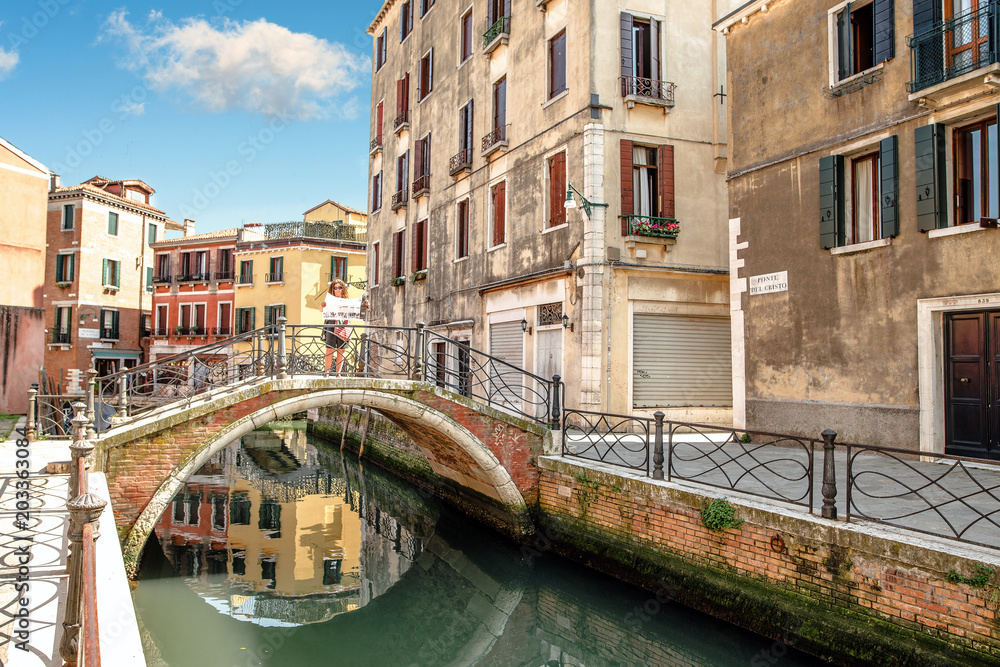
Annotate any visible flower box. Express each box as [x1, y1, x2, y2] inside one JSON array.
[[390, 277, 406, 287]]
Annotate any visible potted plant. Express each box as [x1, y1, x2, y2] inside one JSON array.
[[630, 217, 680, 238], [410, 270, 427, 283], [390, 276, 406, 287], [188, 326, 201, 336], [174, 325, 185, 335]]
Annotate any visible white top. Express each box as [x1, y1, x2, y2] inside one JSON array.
[[322, 294, 364, 320]]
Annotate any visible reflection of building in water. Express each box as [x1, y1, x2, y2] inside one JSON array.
[[152, 425, 429, 626]]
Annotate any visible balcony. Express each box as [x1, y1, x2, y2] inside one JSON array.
[[908, 4, 1000, 106], [100, 327, 119, 341], [175, 273, 209, 283], [239, 221, 367, 244], [50, 330, 71, 345], [449, 149, 472, 177], [152, 327, 169, 337], [237, 275, 254, 286], [211, 326, 232, 337], [215, 270, 234, 281], [265, 272, 283, 283], [621, 76, 676, 113], [152, 275, 172, 285], [391, 189, 409, 211], [412, 174, 430, 198], [393, 110, 409, 133], [622, 215, 680, 252], [481, 124, 509, 158], [483, 15, 510, 55], [370, 136, 383, 155]]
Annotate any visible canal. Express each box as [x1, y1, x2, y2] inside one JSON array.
[[133, 422, 826, 666]]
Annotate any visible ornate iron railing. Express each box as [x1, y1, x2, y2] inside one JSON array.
[[394, 110, 409, 131], [412, 174, 430, 196], [215, 270, 234, 281], [153, 327, 169, 337], [370, 136, 383, 152], [562, 411, 649, 471], [621, 76, 676, 105], [481, 124, 508, 154], [449, 149, 472, 175], [623, 215, 680, 238], [99, 327, 119, 340], [265, 272, 283, 283], [237, 274, 253, 285], [152, 275, 172, 284], [51, 330, 71, 344], [211, 326, 232, 336], [908, 2, 1000, 92], [483, 15, 510, 49], [391, 189, 408, 210], [240, 222, 367, 244]]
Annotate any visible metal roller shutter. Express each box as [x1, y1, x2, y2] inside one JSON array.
[[633, 314, 733, 408], [489, 321, 524, 408]]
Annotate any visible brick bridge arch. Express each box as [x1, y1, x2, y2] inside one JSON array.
[[96, 378, 549, 577]]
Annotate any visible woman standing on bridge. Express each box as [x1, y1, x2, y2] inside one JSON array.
[[322, 278, 369, 374]]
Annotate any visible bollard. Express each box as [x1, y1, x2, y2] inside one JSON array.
[[413, 322, 426, 380], [821, 429, 838, 520], [276, 316, 288, 379], [549, 375, 562, 430], [653, 411, 665, 480], [85, 368, 97, 439], [26, 387, 37, 442]]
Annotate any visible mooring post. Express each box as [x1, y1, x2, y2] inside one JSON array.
[[85, 368, 97, 439], [821, 429, 838, 520], [652, 411, 665, 480], [413, 321, 426, 380], [276, 316, 288, 379], [26, 387, 36, 442], [341, 406, 354, 451], [550, 375, 562, 430]]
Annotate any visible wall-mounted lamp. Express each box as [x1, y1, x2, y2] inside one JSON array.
[[564, 180, 609, 220], [562, 314, 573, 332], [521, 318, 532, 335]]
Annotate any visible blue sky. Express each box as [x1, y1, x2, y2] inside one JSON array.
[[0, 0, 379, 234]]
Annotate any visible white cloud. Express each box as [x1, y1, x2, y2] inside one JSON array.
[[101, 10, 368, 119], [0, 22, 19, 80]]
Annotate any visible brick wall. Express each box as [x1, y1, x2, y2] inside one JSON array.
[[538, 457, 1000, 666]]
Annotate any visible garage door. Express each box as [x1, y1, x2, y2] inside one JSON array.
[[489, 321, 524, 408], [633, 314, 733, 408]]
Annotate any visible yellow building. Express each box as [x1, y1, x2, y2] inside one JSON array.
[[303, 199, 367, 227]]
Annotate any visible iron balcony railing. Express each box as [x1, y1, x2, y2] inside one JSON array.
[[237, 275, 254, 285], [481, 124, 509, 154], [908, 2, 1000, 92], [449, 149, 472, 175], [623, 214, 680, 238], [238, 222, 367, 244], [483, 15, 510, 49], [51, 330, 71, 344], [621, 76, 676, 105], [175, 273, 208, 283], [153, 327, 169, 337], [211, 326, 232, 336], [370, 136, 383, 152], [412, 174, 430, 196], [152, 275, 172, 285], [265, 272, 283, 283], [215, 270, 234, 281], [391, 189, 408, 210], [394, 110, 409, 131], [100, 327, 119, 340]]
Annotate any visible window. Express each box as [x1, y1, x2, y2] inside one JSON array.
[[156, 305, 168, 335], [486, 0, 511, 35], [491, 181, 506, 247], [211, 494, 227, 531], [194, 304, 206, 332], [372, 242, 381, 286], [107, 212, 119, 236], [230, 492, 251, 525], [418, 49, 434, 101], [239, 259, 253, 285], [458, 100, 474, 163], [456, 199, 470, 259], [55, 253, 74, 283], [549, 30, 567, 99], [127, 189, 146, 203], [375, 28, 387, 72], [420, 0, 435, 17], [157, 253, 170, 281], [396, 151, 410, 198], [819, 136, 898, 248], [268, 256, 283, 283], [633, 146, 659, 217], [831, 0, 894, 85], [62, 204, 74, 231], [145, 266, 153, 292], [236, 307, 255, 334], [493, 77, 507, 134], [392, 229, 406, 279], [412, 219, 428, 272], [264, 304, 285, 326], [954, 117, 999, 225], [218, 303, 232, 335], [375, 101, 384, 147], [372, 171, 383, 212], [147, 223, 157, 244], [100, 309, 119, 340], [54, 307, 71, 344], [194, 251, 208, 280], [400, 0, 413, 42], [180, 251, 193, 279], [414, 134, 431, 195], [620, 140, 675, 235], [331, 255, 347, 282], [218, 248, 233, 279], [180, 304, 192, 329], [396, 73, 411, 127], [548, 152, 567, 228], [461, 9, 474, 62], [102, 259, 120, 288]]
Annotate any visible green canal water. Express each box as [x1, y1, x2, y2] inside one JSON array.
[[133, 425, 826, 666]]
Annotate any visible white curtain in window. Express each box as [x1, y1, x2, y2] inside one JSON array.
[[854, 158, 875, 243], [633, 147, 654, 216]]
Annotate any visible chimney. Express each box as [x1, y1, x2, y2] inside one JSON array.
[[49, 174, 60, 192], [184, 219, 196, 237]]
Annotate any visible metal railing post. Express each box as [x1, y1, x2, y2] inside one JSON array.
[[26, 387, 36, 442], [68, 402, 93, 500], [276, 316, 288, 379], [652, 411, 665, 480], [549, 375, 562, 430], [359, 333, 369, 377], [85, 368, 97, 439], [821, 429, 838, 520], [412, 322, 426, 380], [116, 374, 128, 419]]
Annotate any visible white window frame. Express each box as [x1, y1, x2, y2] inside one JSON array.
[[217, 301, 233, 334], [418, 47, 434, 102], [459, 5, 475, 66], [827, 0, 881, 88], [56, 251, 75, 283], [544, 25, 570, 106]]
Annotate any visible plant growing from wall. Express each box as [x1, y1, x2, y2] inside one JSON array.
[[701, 497, 744, 533], [946, 564, 994, 589], [574, 471, 601, 516], [390, 277, 406, 287]]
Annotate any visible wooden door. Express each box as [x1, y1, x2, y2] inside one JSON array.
[[945, 311, 999, 459]]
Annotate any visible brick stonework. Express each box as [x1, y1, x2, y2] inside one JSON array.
[[538, 458, 1000, 666]]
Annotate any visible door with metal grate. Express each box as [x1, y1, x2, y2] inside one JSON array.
[[489, 321, 524, 409], [632, 314, 733, 408]]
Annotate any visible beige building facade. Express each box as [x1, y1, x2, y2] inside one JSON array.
[[366, 0, 736, 421]]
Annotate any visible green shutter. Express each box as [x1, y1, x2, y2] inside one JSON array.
[[879, 135, 899, 238], [68, 254, 74, 282], [915, 124, 946, 232], [837, 4, 853, 81], [56, 256, 63, 282], [873, 0, 894, 64], [265, 307, 272, 326], [108, 212, 118, 235], [112, 310, 120, 338], [113, 261, 120, 287], [250, 309, 255, 330], [146, 266, 153, 291], [819, 155, 844, 249], [148, 224, 156, 244], [102, 259, 109, 285]]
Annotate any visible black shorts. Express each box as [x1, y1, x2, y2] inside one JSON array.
[[324, 325, 347, 349]]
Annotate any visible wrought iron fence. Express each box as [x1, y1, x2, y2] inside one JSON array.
[[620, 76, 676, 104], [483, 15, 510, 48], [412, 174, 430, 196], [391, 189, 408, 210], [285, 324, 416, 380], [242, 222, 367, 244], [449, 149, 472, 175], [481, 124, 508, 154], [215, 270, 234, 281], [623, 215, 680, 238], [394, 110, 409, 131], [908, 2, 1000, 92], [50, 330, 71, 344], [152, 275, 172, 285], [370, 136, 382, 152]]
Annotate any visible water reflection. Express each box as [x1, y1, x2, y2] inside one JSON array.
[[135, 423, 824, 666]]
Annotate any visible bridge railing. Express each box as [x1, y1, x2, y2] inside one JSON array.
[[284, 323, 417, 380]]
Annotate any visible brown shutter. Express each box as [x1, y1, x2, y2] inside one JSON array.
[[396, 78, 404, 116], [392, 231, 400, 277], [424, 132, 431, 174], [414, 138, 424, 178], [466, 100, 474, 152], [550, 152, 566, 227], [488, 0, 495, 24], [503, 0, 510, 18], [620, 139, 634, 234], [493, 182, 506, 246], [620, 13, 633, 80], [381, 28, 387, 65], [658, 144, 675, 218], [376, 102, 383, 143], [411, 222, 418, 272]]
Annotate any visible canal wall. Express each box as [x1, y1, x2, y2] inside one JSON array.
[[537, 456, 1000, 667]]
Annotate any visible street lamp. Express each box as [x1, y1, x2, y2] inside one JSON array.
[[521, 318, 532, 335], [564, 180, 609, 219]]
